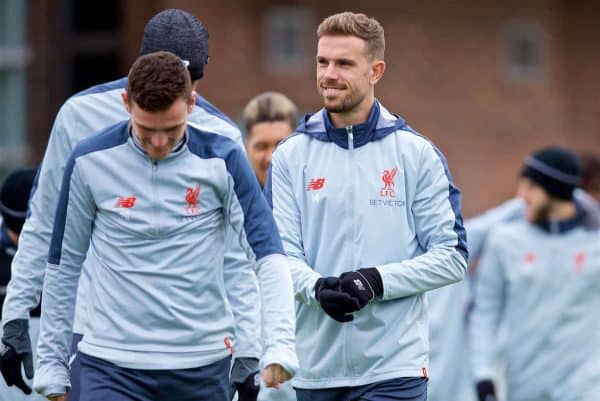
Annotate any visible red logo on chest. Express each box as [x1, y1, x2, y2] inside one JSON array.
[[524, 252, 536, 264], [574, 252, 586, 274], [380, 167, 398, 197], [115, 196, 136, 208], [185, 184, 200, 215], [307, 178, 326, 191]]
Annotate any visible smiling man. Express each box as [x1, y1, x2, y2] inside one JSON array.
[[33, 52, 297, 401], [265, 12, 467, 401]]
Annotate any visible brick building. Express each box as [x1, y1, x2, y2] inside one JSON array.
[[3, 0, 599, 215]]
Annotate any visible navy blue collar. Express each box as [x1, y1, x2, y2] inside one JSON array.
[[322, 101, 382, 149], [299, 101, 406, 149], [535, 202, 586, 234]]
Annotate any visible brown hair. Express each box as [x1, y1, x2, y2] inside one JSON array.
[[242, 92, 299, 138], [317, 12, 385, 60], [127, 51, 193, 112]]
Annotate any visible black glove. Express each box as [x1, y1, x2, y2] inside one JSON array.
[[230, 357, 260, 401], [314, 277, 360, 322], [476, 379, 497, 401], [0, 319, 34, 395], [339, 268, 383, 309]]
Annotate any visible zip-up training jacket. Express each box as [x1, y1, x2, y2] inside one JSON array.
[[470, 206, 600, 401], [34, 122, 298, 397], [265, 101, 468, 389], [2, 78, 262, 361]]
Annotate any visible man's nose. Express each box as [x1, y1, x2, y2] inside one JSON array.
[[151, 133, 169, 148]]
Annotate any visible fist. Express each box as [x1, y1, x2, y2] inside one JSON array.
[[262, 364, 292, 389]]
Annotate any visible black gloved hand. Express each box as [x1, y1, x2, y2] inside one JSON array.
[[0, 319, 34, 394], [314, 277, 359, 322], [339, 268, 383, 310], [476, 379, 497, 401], [230, 357, 260, 401]]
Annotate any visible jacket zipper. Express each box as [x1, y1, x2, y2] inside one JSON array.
[[152, 160, 160, 236], [346, 125, 358, 376]]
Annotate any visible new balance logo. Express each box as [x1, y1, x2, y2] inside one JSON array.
[[307, 178, 326, 191], [115, 196, 136, 208], [354, 279, 366, 291]]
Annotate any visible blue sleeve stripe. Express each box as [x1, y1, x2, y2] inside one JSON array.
[[186, 127, 283, 259], [72, 78, 127, 98], [194, 95, 238, 129], [47, 121, 129, 264], [406, 127, 468, 262], [48, 157, 77, 265], [225, 149, 284, 260]]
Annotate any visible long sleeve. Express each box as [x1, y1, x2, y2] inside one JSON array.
[[377, 142, 468, 300], [222, 226, 261, 359], [224, 146, 298, 374], [2, 106, 75, 323], [468, 230, 506, 380], [34, 155, 95, 397], [264, 149, 321, 306]]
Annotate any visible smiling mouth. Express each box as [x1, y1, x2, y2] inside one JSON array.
[[322, 87, 345, 96]]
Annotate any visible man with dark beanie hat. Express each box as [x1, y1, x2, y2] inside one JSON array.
[[0, 168, 42, 401], [1, 9, 264, 401], [470, 146, 600, 401], [139, 9, 209, 80], [521, 146, 581, 200], [0, 169, 37, 238]]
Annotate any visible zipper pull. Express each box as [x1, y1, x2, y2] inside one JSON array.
[[346, 125, 354, 151]]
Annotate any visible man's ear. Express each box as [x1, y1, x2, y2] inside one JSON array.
[[122, 91, 131, 114], [370, 60, 386, 85], [188, 91, 197, 113]]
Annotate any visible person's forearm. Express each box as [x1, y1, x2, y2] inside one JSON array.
[[377, 247, 467, 300], [254, 253, 298, 375]]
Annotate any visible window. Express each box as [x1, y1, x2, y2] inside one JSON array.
[[264, 6, 312, 74], [0, 0, 28, 173], [502, 20, 547, 83]]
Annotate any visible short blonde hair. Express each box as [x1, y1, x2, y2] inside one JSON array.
[[242, 92, 299, 137], [317, 12, 385, 60]]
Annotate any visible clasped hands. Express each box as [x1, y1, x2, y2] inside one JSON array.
[[314, 268, 383, 322]]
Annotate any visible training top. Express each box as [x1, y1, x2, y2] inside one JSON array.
[[2, 78, 262, 361], [34, 122, 297, 397], [266, 100, 467, 388]]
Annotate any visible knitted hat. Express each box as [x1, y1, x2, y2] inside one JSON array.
[[0, 168, 37, 233], [139, 9, 209, 80], [520, 147, 581, 200]]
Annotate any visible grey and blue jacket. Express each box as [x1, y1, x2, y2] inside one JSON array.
[[33, 122, 297, 396], [2, 78, 262, 361], [265, 101, 468, 389], [470, 205, 600, 401], [427, 198, 524, 401]]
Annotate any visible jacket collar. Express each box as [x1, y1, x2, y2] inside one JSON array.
[[535, 201, 587, 234], [128, 124, 189, 161], [297, 100, 406, 149]]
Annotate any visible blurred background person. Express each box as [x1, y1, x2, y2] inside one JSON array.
[[242, 92, 298, 189], [428, 149, 599, 401], [0, 167, 44, 401], [470, 147, 600, 401], [241, 91, 298, 401]]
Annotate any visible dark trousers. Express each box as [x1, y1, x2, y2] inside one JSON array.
[[295, 377, 428, 401], [78, 352, 231, 401]]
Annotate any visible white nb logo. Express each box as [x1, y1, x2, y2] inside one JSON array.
[[354, 279, 366, 291]]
